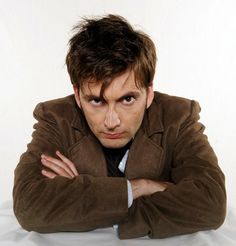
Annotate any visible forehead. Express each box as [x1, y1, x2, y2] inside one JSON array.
[[81, 70, 145, 97]]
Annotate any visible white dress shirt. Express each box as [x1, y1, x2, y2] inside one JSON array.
[[113, 149, 133, 234]]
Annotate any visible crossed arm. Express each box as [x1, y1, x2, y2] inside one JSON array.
[[41, 151, 171, 200]]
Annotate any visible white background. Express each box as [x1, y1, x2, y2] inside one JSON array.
[[0, 0, 235, 207]]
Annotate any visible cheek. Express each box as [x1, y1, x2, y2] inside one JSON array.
[[132, 110, 145, 126], [120, 105, 146, 130], [83, 108, 105, 130]]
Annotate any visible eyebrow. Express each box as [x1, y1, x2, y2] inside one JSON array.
[[82, 90, 141, 101]]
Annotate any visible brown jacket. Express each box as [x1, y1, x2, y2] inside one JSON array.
[[13, 91, 226, 239]]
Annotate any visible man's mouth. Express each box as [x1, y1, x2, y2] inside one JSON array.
[[102, 132, 123, 139]]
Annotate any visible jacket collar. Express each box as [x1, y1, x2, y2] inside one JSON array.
[[141, 93, 164, 136], [71, 104, 90, 135]]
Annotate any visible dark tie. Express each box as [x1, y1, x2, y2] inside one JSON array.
[[102, 141, 132, 177]]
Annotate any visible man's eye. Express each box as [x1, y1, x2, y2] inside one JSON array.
[[122, 96, 135, 105], [90, 98, 103, 106]]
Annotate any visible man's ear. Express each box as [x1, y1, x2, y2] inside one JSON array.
[[73, 84, 81, 108], [146, 84, 154, 109]]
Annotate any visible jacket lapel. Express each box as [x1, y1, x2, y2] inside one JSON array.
[[125, 94, 165, 179], [69, 105, 107, 177], [68, 134, 108, 177], [125, 127, 164, 180]]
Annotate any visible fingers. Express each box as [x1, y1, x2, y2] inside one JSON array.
[[130, 179, 172, 199], [42, 169, 57, 179], [41, 157, 74, 179], [55, 151, 79, 176], [41, 153, 78, 179]]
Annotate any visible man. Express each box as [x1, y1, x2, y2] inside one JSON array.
[[13, 14, 226, 239]]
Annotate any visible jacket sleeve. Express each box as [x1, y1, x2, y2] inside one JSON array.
[[118, 100, 226, 239], [13, 103, 128, 233]]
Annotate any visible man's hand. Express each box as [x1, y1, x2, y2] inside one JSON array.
[[41, 151, 79, 179], [130, 179, 173, 199]]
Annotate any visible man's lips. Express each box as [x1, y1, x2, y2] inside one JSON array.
[[102, 132, 124, 139]]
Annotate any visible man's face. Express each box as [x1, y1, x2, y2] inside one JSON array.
[[74, 70, 154, 148]]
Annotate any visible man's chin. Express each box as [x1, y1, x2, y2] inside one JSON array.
[[99, 138, 130, 149]]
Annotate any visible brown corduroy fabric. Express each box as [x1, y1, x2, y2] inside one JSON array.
[[13, 91, 226, 239]]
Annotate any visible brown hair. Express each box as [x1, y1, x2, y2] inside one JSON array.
[[66, 14, 157, 97]]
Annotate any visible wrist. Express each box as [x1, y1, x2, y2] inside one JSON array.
[[130, 179, 147, 199]]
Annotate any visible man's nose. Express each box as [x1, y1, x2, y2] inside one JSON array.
[[104, 108, 121, 130]]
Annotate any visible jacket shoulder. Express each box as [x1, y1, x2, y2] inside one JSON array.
[[152, 91, 201, 125], [33, 95, 78, 123]]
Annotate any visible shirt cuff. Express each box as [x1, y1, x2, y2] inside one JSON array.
[[113, 180, 133, 237], [127, 180, 133, 208]]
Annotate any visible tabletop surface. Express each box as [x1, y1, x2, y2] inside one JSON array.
[[0, 201, 236, 246]]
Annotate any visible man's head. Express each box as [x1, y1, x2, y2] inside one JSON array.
[[66, 14, 157, 148]]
